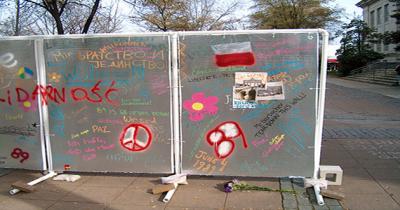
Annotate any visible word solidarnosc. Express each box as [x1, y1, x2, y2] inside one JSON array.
[[0, 80, 118, 106]]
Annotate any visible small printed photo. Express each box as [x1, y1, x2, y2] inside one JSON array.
[[232, 87, 257, 108], [256, 81, 285, 101], [234, 72, 268, 102]]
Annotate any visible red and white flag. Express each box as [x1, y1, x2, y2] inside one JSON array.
[[211, 42, 255, 67]]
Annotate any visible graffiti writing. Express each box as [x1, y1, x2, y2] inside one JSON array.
[[48, 62, 146, 87], [119, 124, 152, 152], [66, 136, 115, 161], [96, 107, 169, 117], [50, 50, 72, 62], [121, 98, 152, 106], [254, 38, 302, 49], [190, 66, 245, 77], [206, 121, 247, 159], [99, 41, 146, 51], [262, 60, 305, 73], [187, 73, 234, 82], [11, 148, 29, 163], [0, 80, 118, 106], [0, 53, 18, 68], [225, 95, 230, 104], [254, 92, 307, 137], [77, 49, 165, 69], [4, 113, 23, 120], [97, 118, 124, 125], [252, 137, 269, 148], [92, 125, 110, 133], [193, 150, 228, 174], [262, 140, 285, 158], [256, 43, 315, 59], [71, 129, 90, 139]]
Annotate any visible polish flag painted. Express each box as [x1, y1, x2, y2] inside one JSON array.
[[211, 42, 255, 67]]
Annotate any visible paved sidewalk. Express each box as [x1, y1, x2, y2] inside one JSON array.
[[322, 77, 400, 210], [0, 169, 345, 210], [0, 77, 399, 210], [327, 77, 400, 99]]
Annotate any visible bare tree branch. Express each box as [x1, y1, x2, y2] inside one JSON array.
[[125, 0, 240, 31], [82, 0, 100, 33]]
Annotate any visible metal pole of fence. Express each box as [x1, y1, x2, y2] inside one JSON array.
[[35, 39, 54, 172], [10, 39, 58, 195], [314, 29, 329, 206], [34, 39, 48, 172], [171, 33, 181, 174]]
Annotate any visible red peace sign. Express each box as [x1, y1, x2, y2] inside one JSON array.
[[119, 124, 152, 152]]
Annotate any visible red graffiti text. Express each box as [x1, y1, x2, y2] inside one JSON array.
[[0, 80, 118, 106], [206, 121, 248, 159], [11, 148, 29, 163]]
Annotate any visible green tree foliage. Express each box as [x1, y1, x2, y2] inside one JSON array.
[[124, 0, 240, 31], [250, 0, 343, 32], [336, 18, 384, 76]]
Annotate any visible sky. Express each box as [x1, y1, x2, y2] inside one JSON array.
[[1, 0, 364, 57], [328, 0, 363, 57], [113, 0, 364, 57], [336, 0, 363, 17]]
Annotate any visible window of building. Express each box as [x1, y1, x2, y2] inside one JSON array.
[[377, 7, 382, 25], [370, 10, 375, 27], [384, 4, 389, 22]]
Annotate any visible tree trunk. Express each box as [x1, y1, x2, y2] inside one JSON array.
[[82, 0, 101, 34], [15, 0, 20, 36], [46, 0, 65, 34], [53, 13, 65, 34]]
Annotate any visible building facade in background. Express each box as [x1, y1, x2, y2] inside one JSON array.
[[357, 0, 399, 61]]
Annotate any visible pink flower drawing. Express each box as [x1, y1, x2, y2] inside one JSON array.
[[183, 92, 219, 122], [18, 98, 37, 112]]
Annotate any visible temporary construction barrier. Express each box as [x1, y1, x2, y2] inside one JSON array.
[[0, 30, 328, 179], [0, 39, 46, 171], [179, 31, 324, 177], [43, 35, 174, 173]]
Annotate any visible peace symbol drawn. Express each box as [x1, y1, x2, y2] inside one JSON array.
[[119, 124, 152, 152]]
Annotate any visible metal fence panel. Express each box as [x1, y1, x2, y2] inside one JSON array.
[[0, 39, 45, 170], [179, 32, 319, 177], [43, 36, 173, 173]]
